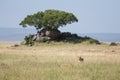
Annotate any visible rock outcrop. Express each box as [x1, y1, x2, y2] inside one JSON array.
[[32, 29, 61, 41]]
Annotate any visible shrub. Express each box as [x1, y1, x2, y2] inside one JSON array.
[[83, 36, 100, 44], [110, 42, 117, 46], [58, 32, 84, 43], [40, 37, 50, 42], [24, 35, 33, 46], [88, 38, 100, 44], [23, 32, 100, 45]]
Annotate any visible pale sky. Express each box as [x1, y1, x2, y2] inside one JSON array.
[[0, 0, 120, 33]]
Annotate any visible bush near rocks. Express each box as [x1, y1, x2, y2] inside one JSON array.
[[110, 42, 118, 46], [23, 31, 100, 45]]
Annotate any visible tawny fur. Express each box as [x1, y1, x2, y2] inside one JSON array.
[[78, 56, 84, 62]]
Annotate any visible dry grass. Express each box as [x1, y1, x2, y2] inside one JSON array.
[[0, 42, 120, 80]]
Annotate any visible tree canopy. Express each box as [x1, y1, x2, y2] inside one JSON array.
[[19, 9, 78, 30]]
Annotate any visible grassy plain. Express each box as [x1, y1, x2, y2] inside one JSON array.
[[0, 42, 120, 80]]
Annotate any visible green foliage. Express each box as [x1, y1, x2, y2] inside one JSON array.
[[88, 38, 100, 44], [84, 36, 100, 44], [24, 35, 33, 45], [59, 32, 100, 44], [19, 9, 78, 30], [40, 37, 50, 42], [59, 32, 82, 43], [23, 32, 100, 45]]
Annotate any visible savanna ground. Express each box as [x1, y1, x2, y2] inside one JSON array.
[[0, 42, 120, 80]]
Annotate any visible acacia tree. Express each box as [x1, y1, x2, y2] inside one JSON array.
[[20, 9, 78, 40], [20, 9, 78, 30]]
